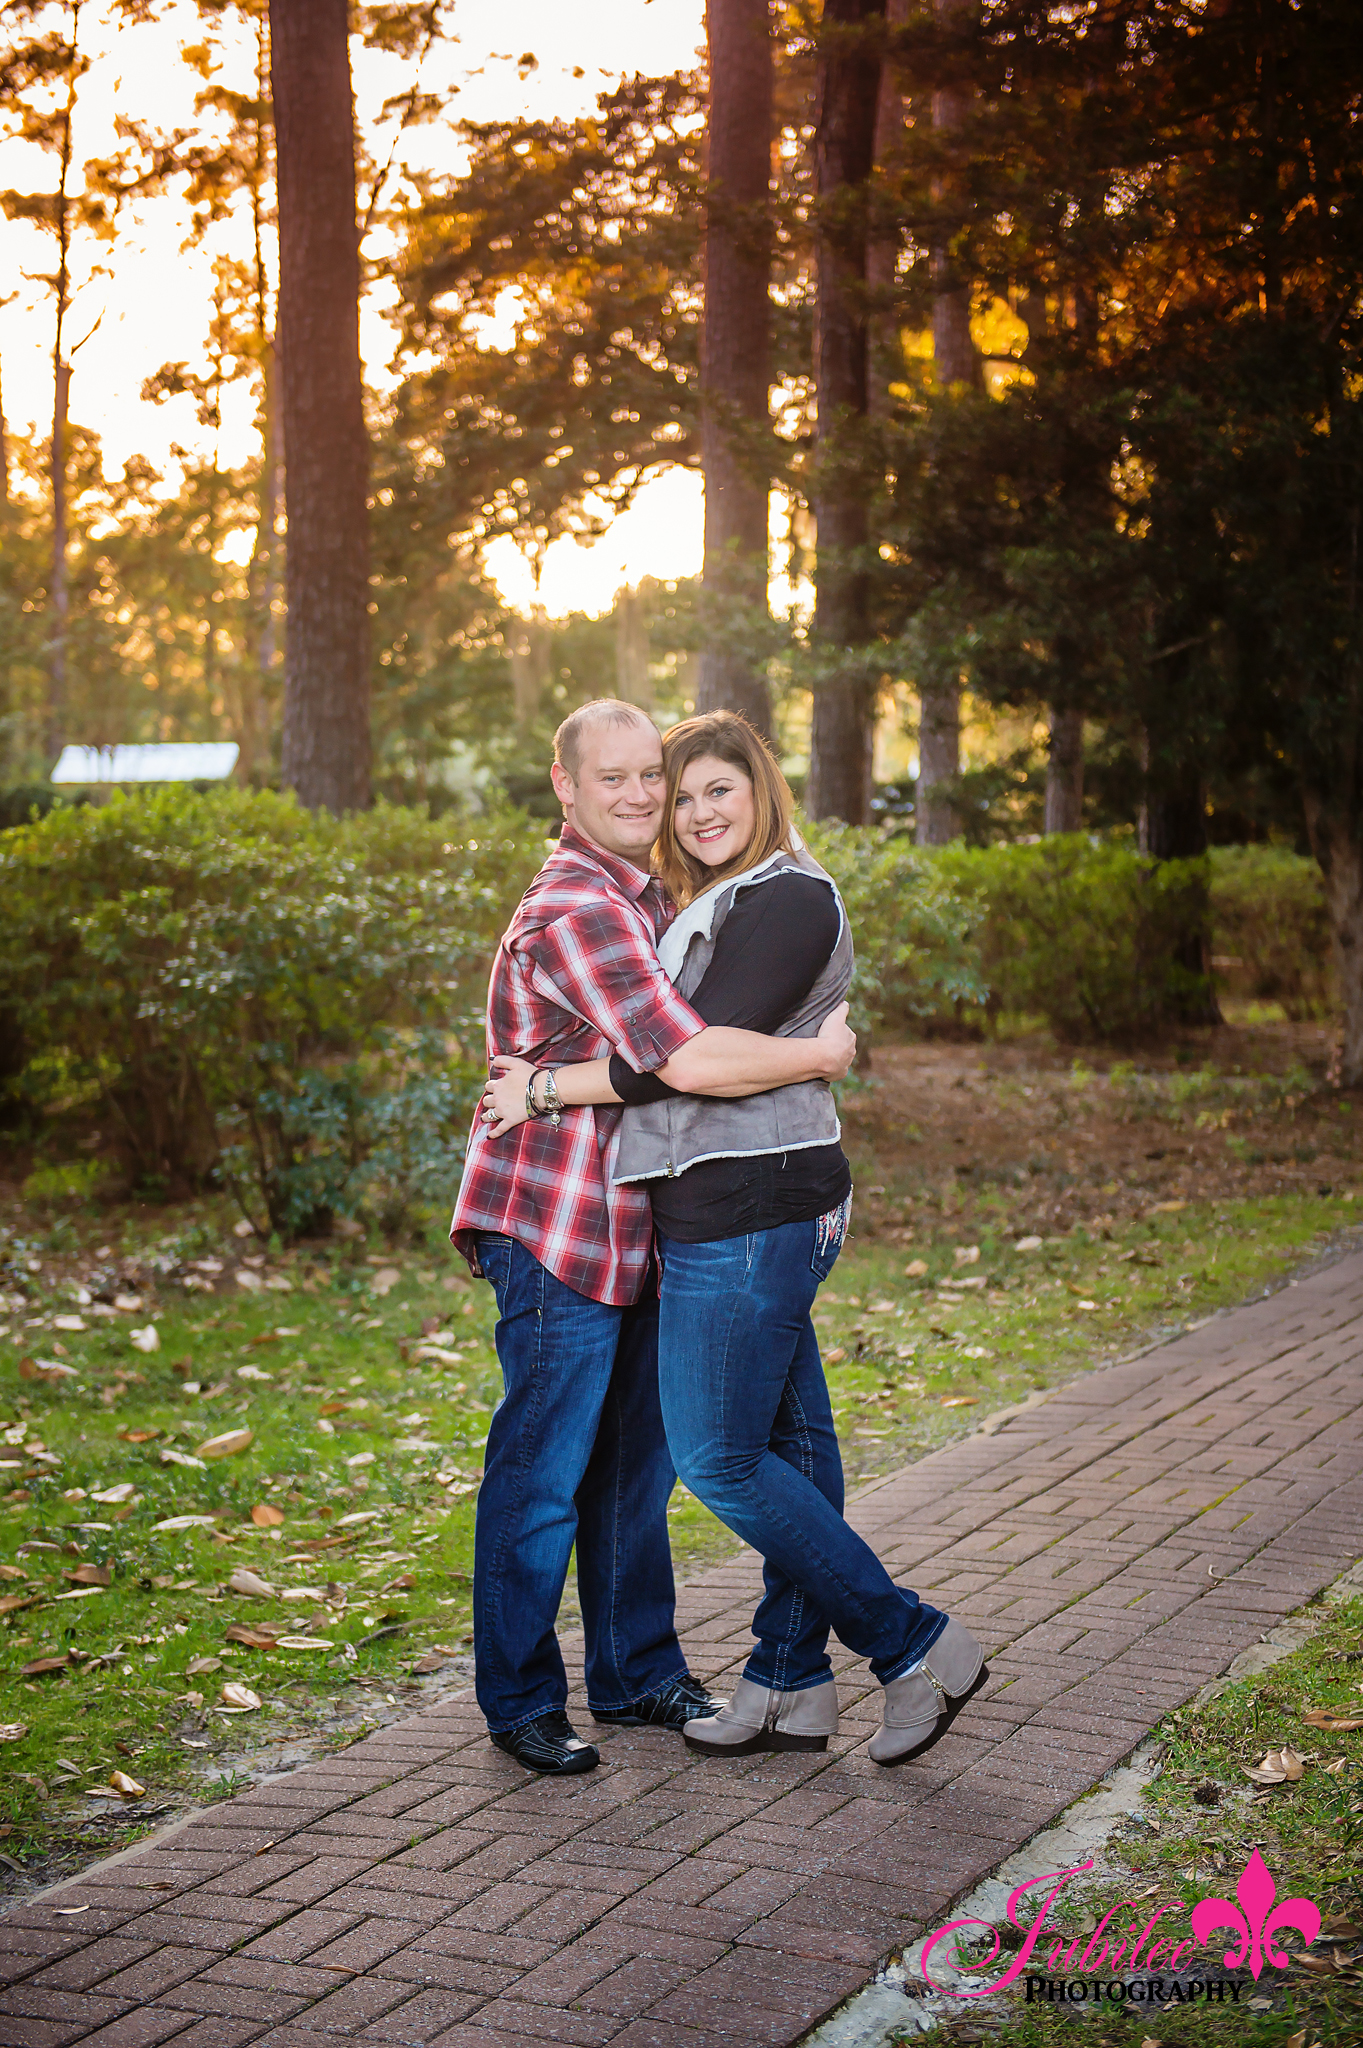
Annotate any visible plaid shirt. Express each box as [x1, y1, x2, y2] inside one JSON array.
[[450, 825, 704, 1305]]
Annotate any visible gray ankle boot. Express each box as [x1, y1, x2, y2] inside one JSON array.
[[684, 1674, 839, 1758], [868, 1617, 988, 1768]]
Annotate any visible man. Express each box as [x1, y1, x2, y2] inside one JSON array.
[[451, 699, 856, 1774]]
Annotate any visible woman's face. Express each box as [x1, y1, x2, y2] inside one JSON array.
[[672, 753, 756, 869]]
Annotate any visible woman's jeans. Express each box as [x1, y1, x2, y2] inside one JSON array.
[[657, 1210, 944, 1692], [472, 1232, 686, 1732]]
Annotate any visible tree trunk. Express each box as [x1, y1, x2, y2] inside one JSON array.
[[916, 679, 960, 843], [615, 585, 652, 709], [807, 0, 885, 824], [1304, 788, 1363, 1086], [1044, 704, 1084, 833], [270, 0, 371, 814], [243, 336, 282, 785], [866, 0, 909, 419], [915, 0, 981, 846], [696, 0, 773, 737], [48, 358, 70, 762]]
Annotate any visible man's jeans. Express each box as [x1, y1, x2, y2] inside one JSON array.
[[657, 1213, 944, 1692], [472, 1232, 686, 1732]]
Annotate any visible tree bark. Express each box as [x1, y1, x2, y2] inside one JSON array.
[[696, 0, 773, 737], [270, 0, 371, 813], [48, 358, 69, 761], [915, 0, 981, 846], [1044, 704, 1084, 833], [866, 0, 909, 419], [807, 0, 885, 824]]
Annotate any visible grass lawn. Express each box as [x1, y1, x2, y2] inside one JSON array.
[[2, 1022, 1361, 1895]]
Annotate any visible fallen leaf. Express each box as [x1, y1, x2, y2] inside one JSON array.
[[160, 1448, 207, 1470], [941, 1396, 979, 1408], [234, 1269, 263, 1291], [1147, 1199, 1187, 1214], [153, 1514, 218, 1532], [118, 1429, 160, 1444], [273, 1636, 333, 1651], [954, 1245, 981, 1264], [412, 1650, 450, 1674], [19, 1358, 77, 1380], [52, 1905, 89, 1915], [63, 1564, 111, 1588], [232, 1218, 256, 1238], [250, 1502, 286, 1527], [0, 1724, 29, 1742], [129, 1325, 160, 1353], [381, 1572, 417, 1594], [90, 1483, 136, 1504], [52, 1315, 86, 1331], [0, 1566, 22, 1582], [903, 1259, 929, 1279], [369, 1267, 401, 1295], [185, 1655, 222, 1675], [221, 1683, 261, 1711], [0, 1595, 41, 1617], [226, 1567, 276, 1600], [318, 1401, 349, 1416], [223, 1625, 277, 1649], [197, 1428, 254, 1460], [112, 1293, 143, 1312], [108, 1770, 146, 1798], [20, 1655, 70, 1678], [1304, 1710, 1363, 1731]]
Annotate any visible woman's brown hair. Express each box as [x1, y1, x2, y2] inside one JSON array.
[[652, 711, 795, 906]]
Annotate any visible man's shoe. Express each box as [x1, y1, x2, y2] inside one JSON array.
[[592, 1671, 725, 1731], [490, 1710, 599, 1776], [869, 1618, 988, 1768], [684, 1674, 839, 1757]]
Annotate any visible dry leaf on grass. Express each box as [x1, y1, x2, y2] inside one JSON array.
[[224, 1624, 278, 1649], [20, 1655, 71, 1678], [63, 1564, 111, 1588], [941, 1396, 978, 1408], [1303, 1709, 1363, 1732], [412, 1650, 450, 1675], [185, 1655, 222, 1675], [0, 1595, 41, 1617], [273, 1636, 332, 1651], [129, 1326, 160, 1353], [220, 1683, 261, 1711], [108, 1771, 145, 1799], [153, 1514, 219, 1532], [226, 1567, 276, 1600], [1242, 1746, 1306, 1786], [197, 1428, 253, 1459], [250, 1503, 285, 1527], [118, 1428, 160, 1443], [0, 1725, 28, 1743]]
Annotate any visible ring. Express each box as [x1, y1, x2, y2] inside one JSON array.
[[482, 1108, 500, 1125]]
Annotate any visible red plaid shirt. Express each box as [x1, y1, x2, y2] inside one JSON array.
[[450, 825, 704, 1305]]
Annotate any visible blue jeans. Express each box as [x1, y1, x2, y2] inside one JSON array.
[[657, 1210, 944, 1692], [472, 1233, 686, 1732]]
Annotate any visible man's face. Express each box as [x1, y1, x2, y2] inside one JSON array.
[[551, 719, 664, 867]]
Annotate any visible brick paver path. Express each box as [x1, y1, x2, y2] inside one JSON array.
[[6, 1255, 1363, 2048]]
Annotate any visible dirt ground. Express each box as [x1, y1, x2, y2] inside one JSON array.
[[841, 1018, 1353, 1248]]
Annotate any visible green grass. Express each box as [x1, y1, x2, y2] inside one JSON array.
[[0, 1185, 1358, 1879], [906, 1593, 1363, 2046]]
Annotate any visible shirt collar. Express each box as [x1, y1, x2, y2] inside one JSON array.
[[556, 822, 664, 905]]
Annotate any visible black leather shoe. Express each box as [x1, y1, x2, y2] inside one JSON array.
[[591, 1671, 725, 1731], [490, 1710, 599, 1775]]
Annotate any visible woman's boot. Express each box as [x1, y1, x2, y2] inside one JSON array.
[[684, 1675, 840, 1756]]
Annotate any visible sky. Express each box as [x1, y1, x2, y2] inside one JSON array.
[[0, 0, 705, 617]]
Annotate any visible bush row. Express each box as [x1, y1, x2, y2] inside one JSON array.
[[0, 791, 1334, 1238]]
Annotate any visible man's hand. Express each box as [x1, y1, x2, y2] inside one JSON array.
[[815, 1002, 857, 1081]]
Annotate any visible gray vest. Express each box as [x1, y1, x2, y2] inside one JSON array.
[[613, 841, 853, 1186]]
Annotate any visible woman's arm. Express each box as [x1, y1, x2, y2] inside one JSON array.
[[481, 998, 854, 1134]]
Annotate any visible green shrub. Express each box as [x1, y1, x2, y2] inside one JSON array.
[[801, 821, 988, 1040], [1209, 844, 1334, 1019], [0, 788, 546, 1236], [934, 837, 1214, 1043]]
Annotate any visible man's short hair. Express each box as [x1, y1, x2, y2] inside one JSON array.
[[553, 699, 658, 782]]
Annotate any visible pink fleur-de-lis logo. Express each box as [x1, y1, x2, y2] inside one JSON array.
[[1190, 1849, 1321, 1979]]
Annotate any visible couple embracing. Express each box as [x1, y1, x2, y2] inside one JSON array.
[[450, 699, 986, 1776]]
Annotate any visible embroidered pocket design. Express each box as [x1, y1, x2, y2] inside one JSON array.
[[814, 1193, 853, 1270]]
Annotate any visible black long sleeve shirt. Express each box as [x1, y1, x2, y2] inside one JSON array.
[[607, 872, 851, 1241]]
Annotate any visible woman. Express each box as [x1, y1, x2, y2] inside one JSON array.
[[481, 712, 986, 1766]]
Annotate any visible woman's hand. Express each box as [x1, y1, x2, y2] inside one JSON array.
[[815, 1002, 857, 1081], [479, 1055, 536, 1139]]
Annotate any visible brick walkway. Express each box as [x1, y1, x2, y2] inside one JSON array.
[[5, 1254, 1363, 2048]]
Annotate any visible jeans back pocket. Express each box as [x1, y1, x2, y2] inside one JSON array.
[[811, 1193, 853, 1280]]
